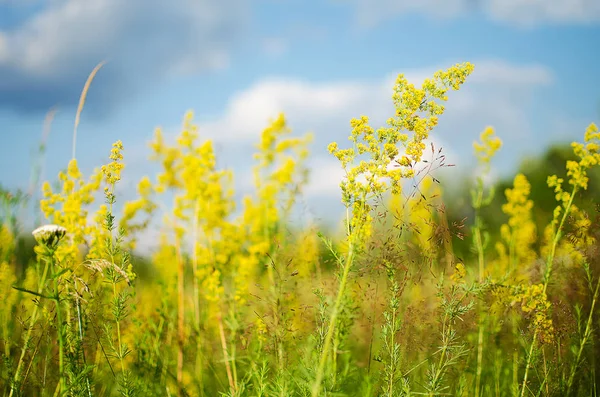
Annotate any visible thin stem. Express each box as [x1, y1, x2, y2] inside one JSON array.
[[52, 258, 66, 394], [473, 184, 485, 397], [520, 186, 577, 397], [74, 279, 93, 397], [175, 229, 185, 396], [566, 271, 600, 394], [10, 251, 52, 397], [311, 233, 355, 397], [72, 61, 106, 160], [217, 311, 235, 394], [192, 199, 204, 395]]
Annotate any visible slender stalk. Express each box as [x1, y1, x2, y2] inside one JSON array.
[[473, 184, 485, 397], [311, 235, 355, 397], [72, 61, 105, 160], [53, 264, 66, 394], [175, 230, 185, 396], [520, 186, 576, 397], [74, 279, 93, 397], [566, 270, 600, 394], [10, 250, 52, 397], [107, 184, 126, 376], [217, 311, 235, 394], [429, 313, 450, 397], [206, 232, 237, 394], [192, 199, 205, 395]]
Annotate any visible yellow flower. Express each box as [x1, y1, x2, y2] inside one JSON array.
[[513, 284, 555, 343], [101, 140, 125, 184], [451, 263, 467, 283], [494, 174, 537, 276], [473, 126, 502, 167], [329, 62, 474, 247]]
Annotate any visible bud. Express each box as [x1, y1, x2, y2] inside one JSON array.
[[32, 224, 67, 248]]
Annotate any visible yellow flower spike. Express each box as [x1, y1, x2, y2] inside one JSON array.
[[102, 141, 125, 184], [493, 173, 537, 276], [451, 263, 467, 283], [473, 126, 503, 167], [66, 159, 82, 180]]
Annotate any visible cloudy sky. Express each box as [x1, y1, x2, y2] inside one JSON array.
[[0, 0, 599, 230]]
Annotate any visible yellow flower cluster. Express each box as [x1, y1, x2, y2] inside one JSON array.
[[0, 223, 14, 261], [406, 177, 439, 256], [40, 159, 103, 264], [254, 317, 268, 345], [542, 123, 599, 262], [239, 113, 312, 303], [451, 262, 466, 283], [328, 63, 474, 243], [473, 126, 502, 168], [0, 261, 17, 355], [513, 284, 555, 343], [566, 123, 600, 190], [120, 176, 156, 250], [147, 111, 235, 305], [495, 174, 537, 275], [101, 140, 125, 185]]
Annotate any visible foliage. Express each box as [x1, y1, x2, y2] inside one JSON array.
[[1, 62, 599, 397]]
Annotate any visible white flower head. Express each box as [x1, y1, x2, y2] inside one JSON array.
[[32, 224, 67, 247]]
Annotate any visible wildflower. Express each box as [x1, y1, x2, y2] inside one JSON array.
[[495, 173, 537, 275], [542, 123, 600, 261], [451, 263, 466, 283], [32, 224, 67, 248], [513, 284, 555, 343], [254, 317, 268, 344], [473, 126, 502, 169], [567, 123, 600, 190], [328, 62, 474, 216], [101, 140, 125, 184]]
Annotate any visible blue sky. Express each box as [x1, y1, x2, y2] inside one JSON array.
[[0, 0, 599, 239]]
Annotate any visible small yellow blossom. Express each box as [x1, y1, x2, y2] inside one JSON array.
[[473, 126, 502, 167]]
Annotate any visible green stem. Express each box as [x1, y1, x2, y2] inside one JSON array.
[[52, 258, 66, 394], [192, 199, 205, 395], [311, 235, 355, 397], [566, 271, 600, 395], [74, 280, 93, 397], [520, 186, 577, 397], [10, 250, 53, 397], [108, 185, 126, 375], [429, 313, 450, 397], [473, 186, 485, 397]]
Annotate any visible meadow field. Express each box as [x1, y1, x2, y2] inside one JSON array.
[[0, 61, 599, 397]]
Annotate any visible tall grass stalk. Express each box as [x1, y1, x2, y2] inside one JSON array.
[[520, 186, 577, 397], [566, 262, 600, 395], [9, 237, 55, 397], [174, 228, 185, 396], [72, 61, 106, 160], [51, 255, 67, 395], [311, 206, 356, 397], [472, 180, 487, 397]]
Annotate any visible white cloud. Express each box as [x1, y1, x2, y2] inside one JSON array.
[[199, 78, 381, 141], [468, 60, 554, 85], [0, 0, 248, 112], [486, 0, 600, 26], [348, 0, 600, 26], [304, 157, 346, 198]]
